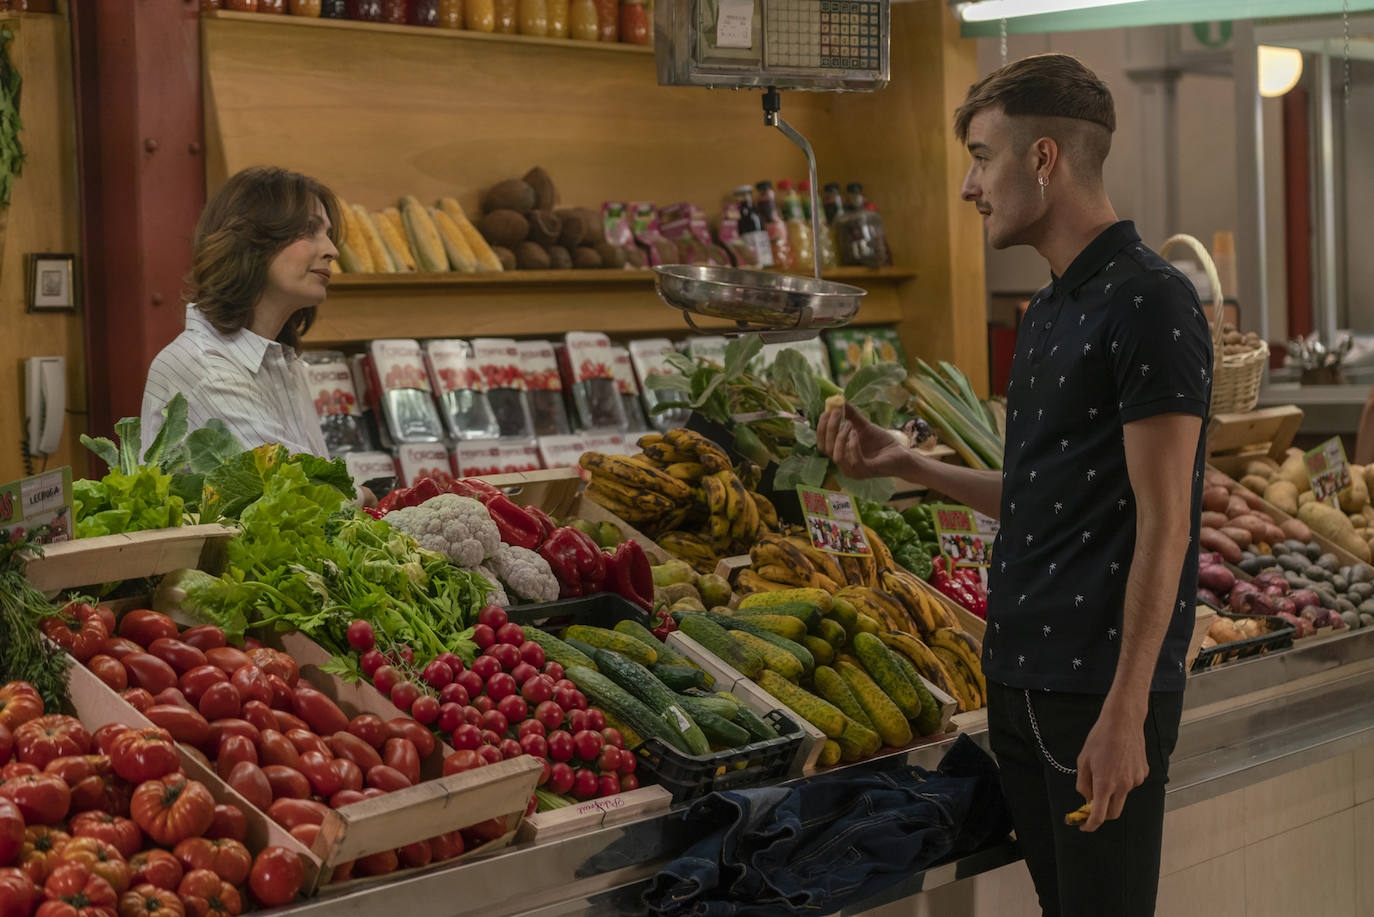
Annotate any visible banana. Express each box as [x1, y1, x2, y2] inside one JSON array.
[[931, 645, 978, 710], [714, 471, 744, 528], [665, 462, 706, 482], [925, 590, 960, 630], [627, 454, 660, 469], [854, 550, 878, 589], [839, 555, 865, 586], [642, 441, 693, 465], [880, 570, 937, 635], [863, 525, 895, 571], [587, 475, 679, 513], [637, 433, 665, 449], [580, 451, 692, 501], [929, 628, 987, 700], [756, 563, 812, 587], [732, 487, 760, 547], [707, 512, 732, 553], [700, 473, 730, 518], [664, 428, 732, 472], [879, 631, 963, 703], [736, 568, 796, 594], [750, 492, 781, 532], [835, 586, 890, 625], [813, 573, 842, 593], [656, 530, 715, 559], [751, 536, 814, 583], [787, 536, 845, 585]]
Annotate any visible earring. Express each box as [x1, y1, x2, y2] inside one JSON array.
[[1039, 175, 1047, 199]]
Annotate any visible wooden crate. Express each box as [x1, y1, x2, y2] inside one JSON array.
[[21, 524, 236, 594], [517, 784, 673, 844], [1188, 605, 1217, 669], [1206, 405, 1303, 479], [1206, 464, 1367, 568]]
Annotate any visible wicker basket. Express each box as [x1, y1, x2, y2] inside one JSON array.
[[1159, 233, 1267, 415]]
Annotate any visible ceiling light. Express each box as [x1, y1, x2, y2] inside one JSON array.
[[1258, 45, 1304, 97], [957, 0, 1147, 22]]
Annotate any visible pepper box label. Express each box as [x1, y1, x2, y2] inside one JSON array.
[[929, 504, 999, 571], [517, 341, 563, 392], [796, 485, 871, 557], [628, 339, 678, 385], [566, 332, 615, 383], [538, 434, 590, 470], [396, 444, 455, 488], [456, 440, 542, 477], [304, 355, 361, 418], [424, 340, 484, 393], [1, 467, 74, 546], [369, 339, 430, 392], [610, 346, 639, 396], [344, 452, 399, 487], [472, 338, 525, 391]]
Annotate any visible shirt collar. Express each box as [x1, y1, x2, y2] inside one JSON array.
[[1050, 220, 1140, 297], [185, 303, 284, 374]]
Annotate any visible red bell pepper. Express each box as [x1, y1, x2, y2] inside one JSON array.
[[650, 606, 677, 640], [604, 540, 654, 611], [406, 476, 445, 507], [486, 494, 543, 551], [525, 505, 556, 544], [538, 527, 606, 598], [457, 477, 504, 504]]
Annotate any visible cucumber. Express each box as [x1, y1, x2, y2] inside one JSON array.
[[674, 613, 765, 678], [535, 789, 574, 811], [729, 630, 804, 682], [592, 648, 679, 714], [674, 693, 738, 720], [564, 625, 658, 666], [735, 600, 821, 629], [885, 648, 944, 736], [803, 635, 836, 666], [565, 665, 686, 752], [522, 627, 597, 672], [564, 636, 601, 660], [731, 704, 780, 742], [703, 613, 814, 675], [653, 664, 713, 692], [673, 697, 751, 747], [661, 703, 710, 756], [613, 619, 693, 668]]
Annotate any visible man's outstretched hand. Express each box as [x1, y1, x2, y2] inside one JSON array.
[[817, 403, 912, 480]]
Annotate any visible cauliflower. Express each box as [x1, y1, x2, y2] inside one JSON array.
[[489, 543, 559, 604], [463, 564, 509, 606], [383, 494, 500, 568]]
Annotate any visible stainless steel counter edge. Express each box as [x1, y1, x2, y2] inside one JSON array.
[[267, 628, 1374, 917]]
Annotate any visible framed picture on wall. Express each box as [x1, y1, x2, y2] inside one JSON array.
[[26, 253, 78, 313]]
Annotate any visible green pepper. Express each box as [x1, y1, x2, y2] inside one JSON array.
[[894, 541, 934, 580]]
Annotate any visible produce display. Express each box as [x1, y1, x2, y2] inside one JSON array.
[[1228, 452, 1374, 563], [0, 677, 306, 914]]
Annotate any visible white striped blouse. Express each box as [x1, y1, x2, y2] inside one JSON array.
[[141, 304, 329, 457]]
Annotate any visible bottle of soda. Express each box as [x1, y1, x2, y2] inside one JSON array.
[[733, 186, 774, 270], [822, 182, 845, 225], [755, 180, 794, 272]]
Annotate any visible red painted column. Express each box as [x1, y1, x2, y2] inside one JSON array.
[[1282, 86, 1312, 340], [71, 0, 206, 445]]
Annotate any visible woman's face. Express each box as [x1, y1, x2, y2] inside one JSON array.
[[264, 197, 339, 309]]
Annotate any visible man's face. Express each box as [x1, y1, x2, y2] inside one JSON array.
[[960, 107, 1043, 250]]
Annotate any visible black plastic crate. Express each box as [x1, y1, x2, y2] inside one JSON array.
[[506, 592, 805, 803], [1190, 613, 1295, 672]]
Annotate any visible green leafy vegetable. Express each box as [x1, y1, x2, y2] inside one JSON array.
[[0, 537, 69, 710]]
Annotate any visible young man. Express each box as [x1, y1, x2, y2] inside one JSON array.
[[818, 54, 1211, 915]]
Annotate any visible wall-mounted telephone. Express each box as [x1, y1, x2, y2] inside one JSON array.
[[25, 356, 66, 457]]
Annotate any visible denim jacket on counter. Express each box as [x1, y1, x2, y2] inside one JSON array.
[[643, 735, 1011, 916]]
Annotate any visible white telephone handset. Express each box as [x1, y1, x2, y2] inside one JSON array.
[[25, 356, 66, 457]]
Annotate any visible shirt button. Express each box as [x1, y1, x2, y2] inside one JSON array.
[[1045, 321, 1053, 329]]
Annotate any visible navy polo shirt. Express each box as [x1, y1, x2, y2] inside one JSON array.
[[983, 221, 1212, 694]]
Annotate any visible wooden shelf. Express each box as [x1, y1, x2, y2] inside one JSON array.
[[200, 9, 653, 55], [307, 267, 916, 345]]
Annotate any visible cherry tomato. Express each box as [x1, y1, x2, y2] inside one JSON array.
[[387, 681, 419, 713], [454, 670, 484, 699], [518, 641, 546, 668], [439, 683, 470, 708], [436, 652, 465, 675], [117, 610, 178, 648], [509, 662, 538, 686], [178, 625, 227, 653], [346, 621, 375, 653], [477, 606, 508, 630], [486, 643, 521, 672], [476, 745, 503, 766], [129, 774, 214, 846], [358, 650, 385, 678], [225, 763, 271, 814], [496, 695, 527, 724], [371, 665, 399, 696], [495, 622, 525, 646], [541, 661, 564, 681], [203, 804, 247, 843], [518, 733, 547, 759], [546, 730, 573, 763], [409, 695, 440, 726], [571, 768, 598, 800], [451, 724, 481, 751], [147, 638, 206, 676], [86, 655, 127, 692], [498, 738, 522, 760], [260, 766, 310, 800], [480, 710, 508, 737], [247, 846, 304, 907], [129, 848, 183, 891], [469, 655, 500, 682]]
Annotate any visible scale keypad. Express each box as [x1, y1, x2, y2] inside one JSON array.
[[764, 0, 881, 72]]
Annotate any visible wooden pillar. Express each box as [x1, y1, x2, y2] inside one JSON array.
[[71, 0, 205, 444]]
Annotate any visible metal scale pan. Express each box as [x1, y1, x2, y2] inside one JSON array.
[[653, 264, 865, 341]]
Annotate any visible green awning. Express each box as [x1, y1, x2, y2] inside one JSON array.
[[957, 0, 1374, 37]]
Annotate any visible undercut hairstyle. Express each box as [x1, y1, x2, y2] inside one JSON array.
[[186, 166, 342, 350], [954, 53, 1116, 179]]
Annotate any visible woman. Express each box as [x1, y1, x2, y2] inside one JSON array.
[[141, 166, 340, 456]]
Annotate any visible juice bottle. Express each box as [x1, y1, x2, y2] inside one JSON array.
[[777, 180, 813, 275], [822, 181, 845, 224], [494, 0, 518, 31], [437, 0, 463, 25], [347, 0, 382, 19], [569, 0, 598, 39], [733, 186, 773, 269], [289, 0, 323, 13], [594, 0, 618, 40], [619, 0, 648, 43], [465, 0, 495, 28], [546, 0, 568, 35], [518, 0, 548, 34], [800, 180, 838, 270], [755, 180, 793, 272]]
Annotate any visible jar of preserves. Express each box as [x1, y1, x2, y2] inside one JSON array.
[[257, 0, 286, 11], [346, 0, 383, 19], [409, 0, 438, 22], [380, 0, 407, 22], [464, 0, 495, 30], [494, 0, 517, 31], [437, 0, 462, 25], [517, 0, 548, 35], [289, 0, 323, 14], [593, 0, 617, 41], [833, 183, 892, 268], [618, 0, 648, 44], [569, 0, 597, 39], [321, 0, 348, 15], [545, 0, 568, 36], [225, 0, 259, 10], [200, 0, 224, 9]]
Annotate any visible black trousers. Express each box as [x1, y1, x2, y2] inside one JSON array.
[[986, 681, 1184, 917]]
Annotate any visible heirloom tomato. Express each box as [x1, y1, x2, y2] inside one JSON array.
[[172, 838, 250, 886], [129, 775, 214, 846], [128, 849, 182, 891], [40, 605, 108, 663]]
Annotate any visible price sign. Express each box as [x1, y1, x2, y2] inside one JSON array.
[[796, 486, 871, 557], [929, 503, 999, 581], [1304, 437, 1351, 507], [0, 467, 74, 546]]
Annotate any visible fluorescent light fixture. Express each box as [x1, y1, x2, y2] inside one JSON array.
[[957, 0, 1147, 22], [1258, 45, 1303, 97]]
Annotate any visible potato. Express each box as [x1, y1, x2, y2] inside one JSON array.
[[1298, 501, 1373, 562], [1226, 495, 1251, 518], [1279, 454, 1311, 492], [1364, 464, 1374, 498], [1244, 460, 1278, 480], [1205, 469, 1234, 488], [1264, 523, 1286, 546], [1202, 486, 1232, 514], [1219, 526, 1252, 548], [1280, 518, 1313, 542], [1201, 511, 1229, 529], [1200, 527, 1243, 563], [1237, 488, 1266, 511], [1339, 468, 1369, 514], [1264, 480, 1300, 515], [1300, 491, 1315, 507], [1240, 474, 1271, 494]]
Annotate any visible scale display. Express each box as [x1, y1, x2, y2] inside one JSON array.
[[656, 0, 890, 91]]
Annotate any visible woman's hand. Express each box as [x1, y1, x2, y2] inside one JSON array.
[[818, 403, 913, 480]]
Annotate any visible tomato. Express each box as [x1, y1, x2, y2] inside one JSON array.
[[0, 772, 70, 824], [254, 731, 299, 769], [261, 766, 310, 801], [381, 739, 420, 786], [43, 861, 118, 914], [122, 655, 177, 696], [129, 775, 213, 846], [108, 729, 178, 784], [0, 723, 12, 770], [370, 665, 399, 696], [118, 884, 184, 917], [0, 865, 38, 917], [269, 710, 308, 734], [265, 798, 328, 831], [0, 797, 22, 865], [387, 681, 419, 713], [194, 684, 240, 723], [71, 775, 116, 814], [15, 716, 91, 769], [296, 751, 340, 797], [171, 838, 249, 886], [177, 627, 225, 654], [118, 690, 154, 714], [287, 823, 319, 850], [176, 869, 241, 917], [142, 708, 209, 750], [428, 829, 464, 862], [0, 683, 42, 732], [351, 847, 398, 878], [263, 676, 294, 712], [145, 639, 205, 678], [346, 715, 386, 750], [239, 700, 274, 734], [463, 815, 507, 845], [17, 825, 69, 883], [68, 812, 140, 861], [202, 805, 245, 844], [176, 667, 229, 710], [201, 648, 251, 677], [224, 763, 271, 814], [364, 765, 411, 792], [151, 689, 194, 714], [326, 733, 381, 772], [247, 846, 303, 908], [442, 749, 479, 775], [283, 730, 328, 759], [87, 657, 128, 693], [248, 649, 298, 687], [291, 686, 348, 737], [128, 850, 181, 892], [206, 720, 257, 752], [327, 788, 366, 808], [397, 839, 431, 869], [101, 638, 143, 661], [213, 735, 256, 781], [385, 718, 435, 759], [116, 611, 177, 649], [2, 761, 38, 779], [328, 757, 363, 794], [88, 726, 126, 759], [59, 836, 131, 895], [42, 754, 107, 787], [41, 605, 109, 663]]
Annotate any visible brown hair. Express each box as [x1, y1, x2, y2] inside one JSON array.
[[185, 166, 342, 350], [954, 53, 1115, 173]]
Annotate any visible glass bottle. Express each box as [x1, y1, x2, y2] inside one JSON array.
[[546, 0, 568, 36], [380, 0, 407, 21], [800, 180, 838, 270], [518, 0, 548, 34], [834, 183, 892, 268], [593, 0, 618, 40], [777, 179, 813, 275], [437, 0, 463, 25], [733, 186, 774, 270], [755, 180, 793, 272], [289, 0, 323, 13], [569, 0, 598, 40], [619, 0, 649, 44], [409, 0, 439, 23], [493, 0, 517, 32], [822, 181, 844, 225], [258, 0, 285, 11], [465, 0, 495, 29], [321, 0, 348, 16], [347, 0, 382, 19]]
